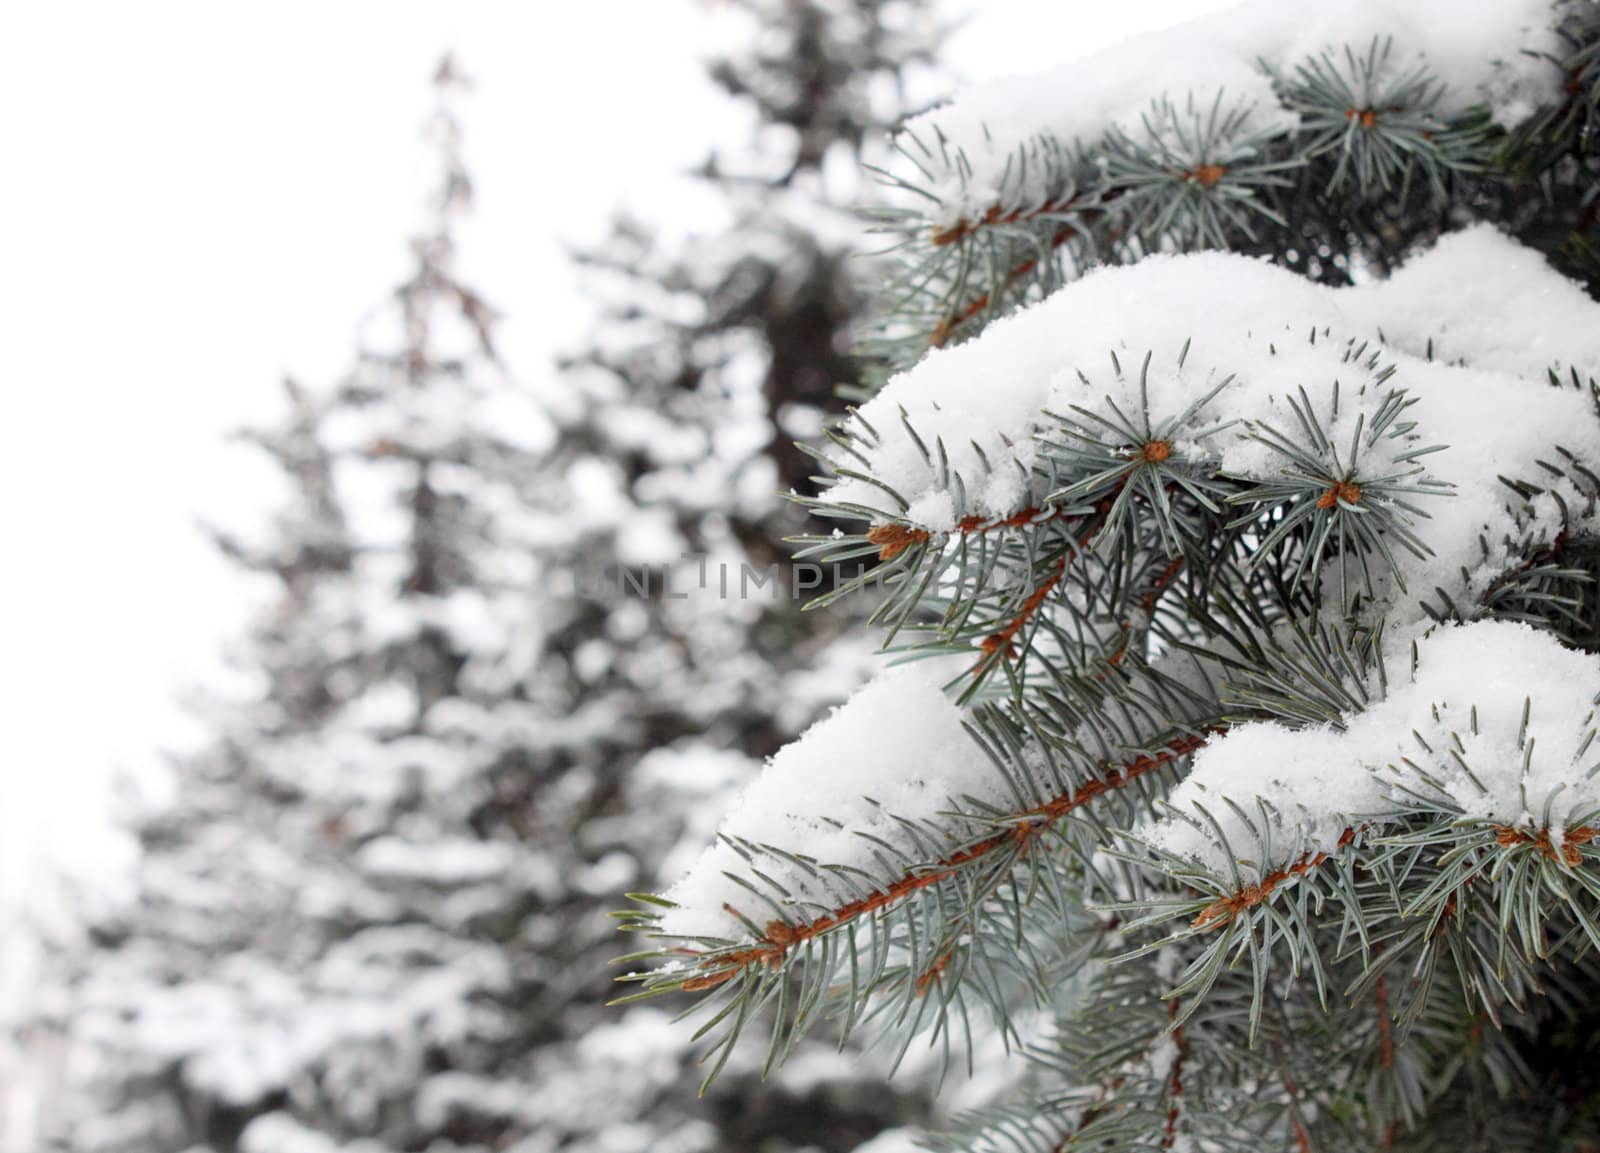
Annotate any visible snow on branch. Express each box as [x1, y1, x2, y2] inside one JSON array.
[[653, 228, 1600, 956], [636, 227, 1600, 1077], [656, 666, 1003, 941], [905, 0, 1563, 229], [1145, 619, 1600, 873], [656, 663, 1212, 951], [824, 227, 1600, 626]]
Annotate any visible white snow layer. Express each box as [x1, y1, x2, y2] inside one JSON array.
[[658, 664, 1008, 939], [1146, 620, 1600, 870], [828, 227, 1600, 625], [908, 0, 1563, 224]]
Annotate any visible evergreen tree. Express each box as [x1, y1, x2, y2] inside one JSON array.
[[626, 4, 1600, 1150], [46, 59, 569, 1152], [46, 1, 953, 1149], [528, 0, 953, 1146]]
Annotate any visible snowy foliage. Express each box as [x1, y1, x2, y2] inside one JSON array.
[[660, 226, 1600, 935], [633, 3, 1600, 1149], [661, 664, 987, 940], [907, 0, 1565, 227], [859, 0, 1600, 383], [831, 227, 1600, 609], [35, 6, 956, 1153]]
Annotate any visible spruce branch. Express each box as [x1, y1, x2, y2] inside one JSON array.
[[1102, 92, 1302, 250], [644, 732, 1212, 982], [1268, 37, 1486, 200]]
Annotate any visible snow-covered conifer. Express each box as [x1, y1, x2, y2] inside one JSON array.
[[44, 2, 953, 1149], [40, 57, 572, 1152], [628, 4, 1600, 1148]]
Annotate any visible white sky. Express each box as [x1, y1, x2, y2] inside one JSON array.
[[0, 0, 1232, 900]]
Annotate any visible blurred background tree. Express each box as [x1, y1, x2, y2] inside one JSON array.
[[35, 3, 952, 1151]]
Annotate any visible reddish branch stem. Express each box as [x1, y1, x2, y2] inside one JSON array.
[[1162, 998, 1187, 1150], [1375, 974, 1393, 1070], [1192, 827, 1358, 930], [930, 195, 1085, 247], [1273, 1043, 1315, 1153], [1315, 480, 1362, 510], [927, 189, 1128, 348], [1495, 823, 1596, 867], [1104, 554, 1188, 671], [680, 732, 1216, 991], [980, 555, 1067, 663], [931, 225, 1079, 348], [866, 503, 1075, 561], [912, 949, 952, 997], [977, 493, 1131, 667], [1050, 1081, 1120, 1153], [1141, 555, 1187, 612], [1192, 821, 1599, 938]]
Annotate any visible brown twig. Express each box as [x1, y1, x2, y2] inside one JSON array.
[[865, 523, 929, 560], [912, 949, 953, 997], [977, 493, 1131, 668], [930, 196, 1080, 247], [1192, 827, 1358, 930], [1046, 1075, 1126, 1153], [865, 503, 1075, 561], [1104, 554, 1189, 671], [1162, 998, 1187, 1150], [979, 555, 1067, 665], [931, 227, 1076, 348], [1494, 823, 1596, 867], [1191, 821, 1597, 939], [927, 189, 1129, 348], [679, 732, 1218, 991]]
